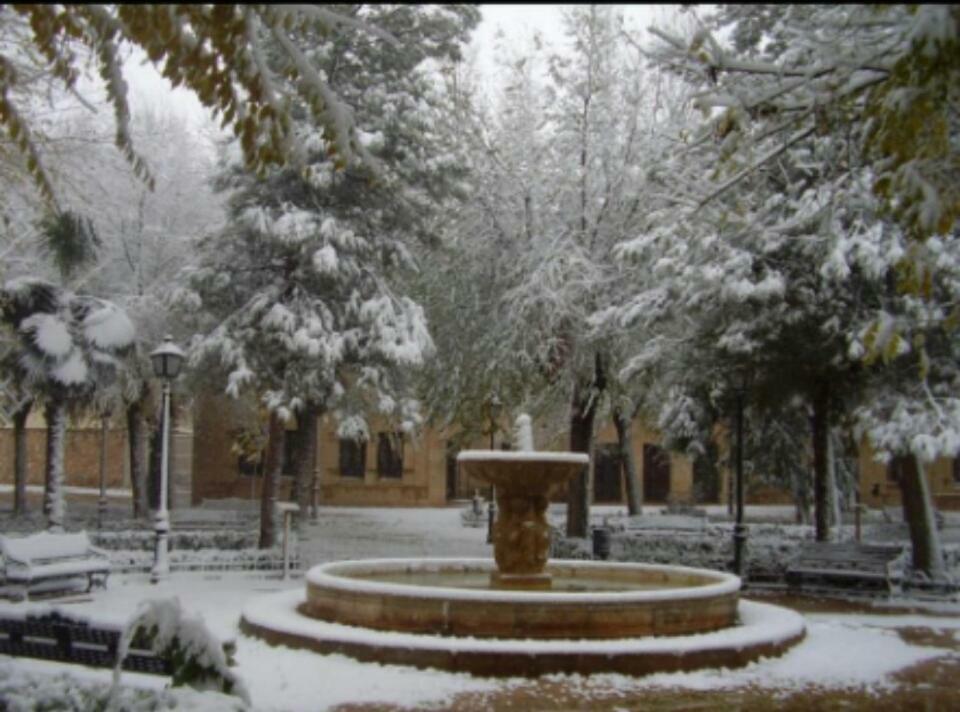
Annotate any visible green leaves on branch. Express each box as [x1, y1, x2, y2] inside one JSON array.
[[655, 5, 959, 247], [38, 210, 101, 281], [865, 5, 960, 242]]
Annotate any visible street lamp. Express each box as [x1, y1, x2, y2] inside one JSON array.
[[149, 335, 185, 584], [485, 394, 502, 545], [732, 370, 749, 580]]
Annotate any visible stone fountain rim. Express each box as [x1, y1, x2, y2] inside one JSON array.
[[305, 557, 740, 604], [456, 449, 590, 464], [242, 590, 804, 656]]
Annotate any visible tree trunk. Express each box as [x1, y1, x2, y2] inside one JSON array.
[[791, 468, 811, 525], [613, 407, 642, 516], [259, 411, 285, 549], [127, 397, 149, 518], [897, 454, 946, 581], [826, 429, 843, 540], [293, 407, 319, 534], [811, 381, 830, 542], [44, 398, 67, 531], [567, 382, 597, 538], [12, 399, 31, 516]]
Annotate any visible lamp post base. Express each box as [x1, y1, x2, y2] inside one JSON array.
[[732, 523, 749, 579], [97, 495, 107, 531], [151, 513, 170, 584]]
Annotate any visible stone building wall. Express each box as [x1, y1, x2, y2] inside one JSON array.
[[0, 426, 127, 489]]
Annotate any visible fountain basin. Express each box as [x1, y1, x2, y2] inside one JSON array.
[[304, 558, 740, 639], [456, 450, 590, 494]]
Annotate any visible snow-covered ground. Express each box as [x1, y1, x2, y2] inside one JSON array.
[[1, 505, 959, 710]]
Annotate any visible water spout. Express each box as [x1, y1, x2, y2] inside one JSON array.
[[515, 413, 534, 451]]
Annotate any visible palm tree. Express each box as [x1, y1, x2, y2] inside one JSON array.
[[0, 280, 58, 516], [0, 211, 134, 530]]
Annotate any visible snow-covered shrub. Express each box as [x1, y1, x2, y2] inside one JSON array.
[[552, 521, 814, 582], [0, 659, 245, 711], [92, 529, 258, 552], [104, 546, 294, 574], [112, 598, 249, 706]]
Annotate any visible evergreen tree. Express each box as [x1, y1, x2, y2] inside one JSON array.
[[176, 4, 479, 546]]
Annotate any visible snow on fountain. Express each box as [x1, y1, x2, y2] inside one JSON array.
[[241, 414, 805, 676]]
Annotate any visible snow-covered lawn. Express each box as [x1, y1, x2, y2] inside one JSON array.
[[2, 505, 959, 710]]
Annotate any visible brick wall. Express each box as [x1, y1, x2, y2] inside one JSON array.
[[0, 426, 128, 489]]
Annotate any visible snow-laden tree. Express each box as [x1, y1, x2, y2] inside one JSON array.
[[1, 86, 226, 518], [608, 122, 910, 542], [604, 5, 960, 569], [0, 275, 134, 530], [176, 4, 478, 546], [851, 234, 960, 581], [414, 29, 563, 450], [2, 4, 415, 205], [648, 4, 960, 322], [1, 208, 101, 517], [425, 6, 688, 535], [43, 106, 225, 519]]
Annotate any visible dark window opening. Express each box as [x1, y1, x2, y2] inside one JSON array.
[[594, 444, 624, 503], [238, 455, 263, 478], [377, 432, 404, 479], [887, 458, 905, 484], [953, 457, 960, 485], [339, 438, 366, 478], [643, 443, 671, 503]]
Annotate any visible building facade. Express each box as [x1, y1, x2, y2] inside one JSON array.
[[5, 393, 960, 514], [190, 393, 716, 509]]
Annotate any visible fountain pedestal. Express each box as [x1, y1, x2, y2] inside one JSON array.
[[458, 451, 588, 589]]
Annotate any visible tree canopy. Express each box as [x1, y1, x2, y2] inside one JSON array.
[[1, 4, 477, 204]]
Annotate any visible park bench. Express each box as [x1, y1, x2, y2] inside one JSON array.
[[0, 609, 176, 675], [786, 541, 905, 593], [171, 508, 258, 530], [0, 531, 111, 600]]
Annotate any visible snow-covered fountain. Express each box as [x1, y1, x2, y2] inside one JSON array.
[[241, 416, 805, 676]]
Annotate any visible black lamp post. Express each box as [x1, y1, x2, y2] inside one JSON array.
[[485, 394, 502, 545], [732, 370, 749, 580], [148, 335, 185, 583]]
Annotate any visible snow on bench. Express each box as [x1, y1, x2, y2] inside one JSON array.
[[1, 531, 111, 600], [785, 541, 905, 593]]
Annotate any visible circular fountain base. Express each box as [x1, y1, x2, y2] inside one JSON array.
[[303, 558, 740, 639], [240, 558, 806, 677]]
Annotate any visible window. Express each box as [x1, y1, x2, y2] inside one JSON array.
[[953, 457, 960, 485], [887, 458, 901, 484], [887, 458, 905, 484], [377, 432, 404, 479], [238, 454, 263, 478], [339, 438, 366, 478]]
